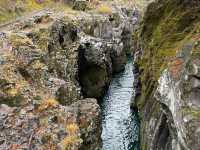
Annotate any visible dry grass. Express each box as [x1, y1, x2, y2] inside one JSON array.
[[66, 123, 79, 135], [61, 123, 81, 149], [38, 98, 59, 111], [10, 34, 33, 47], [97, 5, 112, 14], [61, 135, 82, 150], [6, 88, 18, 96], [0, 0, 59, 23]]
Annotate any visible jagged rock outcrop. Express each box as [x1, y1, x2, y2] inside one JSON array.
[[0, 98, 100, 150], [0, 3, 138, 149], [75, 7, 138, 99], [133, 0, 200, 149], [78, 36, 112, 99]]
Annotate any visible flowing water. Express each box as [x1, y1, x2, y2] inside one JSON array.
[[101, 58, 140, 150]]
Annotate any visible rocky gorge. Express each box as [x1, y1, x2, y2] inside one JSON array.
[[0, 1, 139, 149], [1, 0, 200, 150]]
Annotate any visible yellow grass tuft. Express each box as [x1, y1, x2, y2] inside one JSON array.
[[6, 88, 18, 96], [61, 135, 82, 150], [97, 5, 112, 14], [10, 34, 33, 47], [38, 98, 59, 111], [66, 123, 79, 135]]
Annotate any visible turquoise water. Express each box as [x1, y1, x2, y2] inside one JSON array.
[[101, 59, 140, 150]]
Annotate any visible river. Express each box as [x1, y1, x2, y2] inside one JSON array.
[[101, 58, 140, 150]]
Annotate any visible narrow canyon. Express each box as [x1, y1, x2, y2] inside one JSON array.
[[0, 0, 199, 150]]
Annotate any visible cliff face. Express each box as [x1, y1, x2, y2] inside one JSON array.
[[134, 0, 200, 149], [0, 2, 137, 149]]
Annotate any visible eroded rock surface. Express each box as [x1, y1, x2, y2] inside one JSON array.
[[133, 0, 200, 149], [0, 3, 138, 149]]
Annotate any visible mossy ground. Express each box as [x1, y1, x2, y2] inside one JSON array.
[[0, 0, 137, 24], [0, 0, 71, 24]]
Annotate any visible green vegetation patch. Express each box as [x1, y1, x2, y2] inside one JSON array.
[[0, 0, 54, 24]]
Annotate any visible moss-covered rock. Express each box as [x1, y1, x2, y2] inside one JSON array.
[[134, 0, 200, 149]]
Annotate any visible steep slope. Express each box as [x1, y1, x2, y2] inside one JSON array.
[[134, 0, 200, 149]]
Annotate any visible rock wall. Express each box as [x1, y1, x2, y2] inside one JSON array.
[[0, 4, 138, 149], [133, 0, 200, 149], [76, 7, 138, 99]]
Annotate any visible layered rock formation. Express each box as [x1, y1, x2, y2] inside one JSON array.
[[133, 0, 200, 149]]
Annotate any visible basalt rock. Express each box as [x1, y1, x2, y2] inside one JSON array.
[[110, 39, 126, 73], [76, 7, 139, 99], [78, 36, 112, 99], [0, 4, 138, 149], [71, 98, 101, 150], [0, 98, 100, 150], [47, 20, 81, 104], [134, 0, 200, 149]]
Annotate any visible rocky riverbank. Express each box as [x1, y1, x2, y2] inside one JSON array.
[[133, 0, 200, 149], [0, 1, 139, 149]]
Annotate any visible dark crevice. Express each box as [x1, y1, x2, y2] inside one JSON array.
[[191, 75, 200, 81], [59, 33, 64, 45], [18, 67, 32, 81], [152, 114, 170, 150]]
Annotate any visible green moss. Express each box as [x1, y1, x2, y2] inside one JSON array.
[[182, 107, 200, 119], [0, 90, 24, 107], [136, 0, 200, 110], [31, 28, 50, 51], [0, 0, 55, 24]]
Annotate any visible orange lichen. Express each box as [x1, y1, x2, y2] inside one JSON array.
[[168, 58, 184, 79]]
